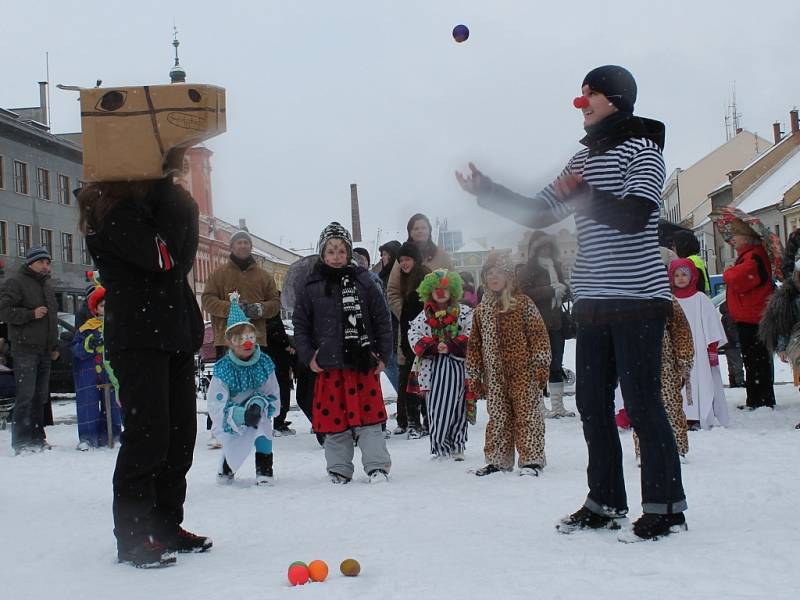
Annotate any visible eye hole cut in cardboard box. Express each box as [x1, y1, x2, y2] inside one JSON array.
[[80, 83, 226, 182]]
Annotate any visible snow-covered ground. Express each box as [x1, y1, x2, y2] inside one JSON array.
[[2, 341, 798, 600]]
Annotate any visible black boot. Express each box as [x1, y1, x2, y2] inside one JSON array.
[[632, 512, 687, 540], [163, 526, 213, 553], [118, 535, 177, 568], [255, 452, 274, 486], [218, 458, 234, 482]]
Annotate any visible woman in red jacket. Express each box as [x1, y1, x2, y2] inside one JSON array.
[[722, 222, 775, 410]]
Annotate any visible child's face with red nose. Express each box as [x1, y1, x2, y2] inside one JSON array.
[[229, 325, 258, 360]]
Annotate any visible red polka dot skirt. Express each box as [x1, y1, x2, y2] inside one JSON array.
[[313, 368, 386, 434]]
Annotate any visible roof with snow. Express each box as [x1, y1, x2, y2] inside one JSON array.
[[734, 149, 800, 214]]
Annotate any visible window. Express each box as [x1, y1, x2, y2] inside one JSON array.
[[13, 160, 29, 194], [0, 221, 7, 254], [40, 228, 53, 255], [80, 236, 91, 265], [0, 156, 4, 189], [37, 168, 51, 200], [61, 232, 73, 263], [58, 174, 70, 205], [17, 224, 31, 257]]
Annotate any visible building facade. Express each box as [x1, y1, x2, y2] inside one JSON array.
[[0, 84, 89, 314]]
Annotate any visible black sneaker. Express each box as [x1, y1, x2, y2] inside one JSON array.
[[737, 404, 757, 411], [329, 471, 351, 484], [556, 506, 626, 534], [217, 458, 234, 482], [474, 464, 510, 477], [631, 512, 686, 540], [118, 536, 177, 568], [164, 526, 213, 553]]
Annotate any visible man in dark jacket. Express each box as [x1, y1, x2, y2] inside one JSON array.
[[457, 65, 687, 540], [0, 246, 59, 454]]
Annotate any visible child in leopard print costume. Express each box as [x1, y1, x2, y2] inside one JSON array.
[[466, 252, 551, 476]]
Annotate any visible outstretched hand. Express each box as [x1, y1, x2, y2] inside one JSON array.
[[455, 162, 490, 197], [553, 173, 585, 200]]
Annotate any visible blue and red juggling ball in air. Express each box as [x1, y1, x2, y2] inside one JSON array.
[[452, 24, 469, 43]]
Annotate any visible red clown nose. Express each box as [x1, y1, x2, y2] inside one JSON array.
[[573, 96, 589, 109], [243, 340, 254, 351]]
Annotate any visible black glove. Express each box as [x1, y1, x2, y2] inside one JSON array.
[[244, 402, 262, 428], [242, 303, 264, 319]]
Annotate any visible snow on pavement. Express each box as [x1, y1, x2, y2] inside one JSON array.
[[1, 342, 798, 600]]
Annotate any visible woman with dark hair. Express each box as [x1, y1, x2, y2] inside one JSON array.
[[460, 272, 478, 308], [517, 232, 574, 418], [387, 214, 453, 320], [672, 230, 710, 295], [78, 178, 210, 568]]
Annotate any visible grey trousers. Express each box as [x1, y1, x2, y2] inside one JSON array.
[[324, 424, 391, 478]]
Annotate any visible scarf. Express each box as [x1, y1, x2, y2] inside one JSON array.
[[213, 347, 276, 397], [230, 253, 255, 272], [424, 301, 461, 342], [319, 264, 374, 372], [580, 111, 666, 155]]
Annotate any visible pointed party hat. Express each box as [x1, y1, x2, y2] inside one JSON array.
[[225, 291, 253, 334]]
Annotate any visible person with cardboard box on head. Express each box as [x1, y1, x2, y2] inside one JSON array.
[[75, 83, 226, 568]]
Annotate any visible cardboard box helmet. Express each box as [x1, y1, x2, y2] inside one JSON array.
[[80, 83, 226, 182]]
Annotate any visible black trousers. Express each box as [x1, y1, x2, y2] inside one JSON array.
[[737, 322, 775, 408], [398, 360, 426, 429], [547, 328, 565, 383], [11, 351, 51, 451], [576, 317, 686, 516], [108, 349, 197, 549]]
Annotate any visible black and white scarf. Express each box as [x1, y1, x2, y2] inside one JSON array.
[[320, 264, 374, 372]]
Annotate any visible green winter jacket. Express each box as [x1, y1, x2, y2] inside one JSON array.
[[0, 265, 59, 354]]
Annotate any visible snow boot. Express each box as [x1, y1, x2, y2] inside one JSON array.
[[631, 512, 687, 540], [368, 469, 389, 483], [518, 464, 541, 476], [556, 506, 627, 534], [545, 382, 575, 418], [118, 536, 177, 568], [329, 471, 351, 484], [164, 526, 213, 553], [255, 452, 274, 486], [474, 464, 511, 477], [217, 457, 234, 483]]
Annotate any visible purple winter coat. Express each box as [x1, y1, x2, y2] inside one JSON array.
[[292, 263, 393, 371]]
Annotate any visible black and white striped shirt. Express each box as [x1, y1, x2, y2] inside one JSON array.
[[539, 137, 670, 302]]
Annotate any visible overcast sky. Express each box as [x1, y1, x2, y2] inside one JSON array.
[[3, 0, 799, 255]]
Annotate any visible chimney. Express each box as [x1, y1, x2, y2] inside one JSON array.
[[350, 183, 362, 243], [238, 218, 248, 231], [773, 122, 783, 144], [791, 109, 799, 136], [37, 81, 50, 129]]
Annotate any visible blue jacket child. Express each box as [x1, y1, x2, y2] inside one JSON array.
[[70, 286, 121, 449]]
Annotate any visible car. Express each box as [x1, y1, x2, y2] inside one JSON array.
[[50, 312, 77, 395]]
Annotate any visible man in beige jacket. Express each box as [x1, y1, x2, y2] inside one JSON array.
[[202, 231, 281, 356]]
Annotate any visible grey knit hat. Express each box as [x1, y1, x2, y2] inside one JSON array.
[[317, 222, 353, 258], [230, 230, 252, 247], [25, 246, 51, 265]]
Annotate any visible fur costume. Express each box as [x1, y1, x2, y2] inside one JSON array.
[[466, 276, 551, 468], [759, 276, 800, 368]]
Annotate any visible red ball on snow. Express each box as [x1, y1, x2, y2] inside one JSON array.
[[573, 96, 589, 109], [287, 564, 310, 586], [452, 24, 469, 43]]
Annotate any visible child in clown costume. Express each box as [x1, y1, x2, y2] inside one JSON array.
[[70, 286, 122, 450], [207, 292, 280, 485], [408, 269, 473, 460]]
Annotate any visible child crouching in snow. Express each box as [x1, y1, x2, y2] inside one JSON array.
[[292, 222, 393, 484], [408, 269, 473, 460], [466, 252, 551, 476], [670, 259, 728, 430], [208, 293, 280, 486]]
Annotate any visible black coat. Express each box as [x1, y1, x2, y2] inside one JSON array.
[[85, 179, 203, 354], [292, 263, 392, 370], [518, 259, 566, 331], [399, 288, 424, 361], [0, 265, 58, 354]]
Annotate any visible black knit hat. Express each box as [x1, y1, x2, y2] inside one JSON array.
[[353, 247, 371, 265], [317, 222, 353, 258], [398, 241, 423, 264], [582, 65, 637, 114], [25, 246, 51, 265]]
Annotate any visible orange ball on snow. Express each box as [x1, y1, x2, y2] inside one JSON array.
[[308, 559, 329, 582], [287, 564, 310, 586]]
